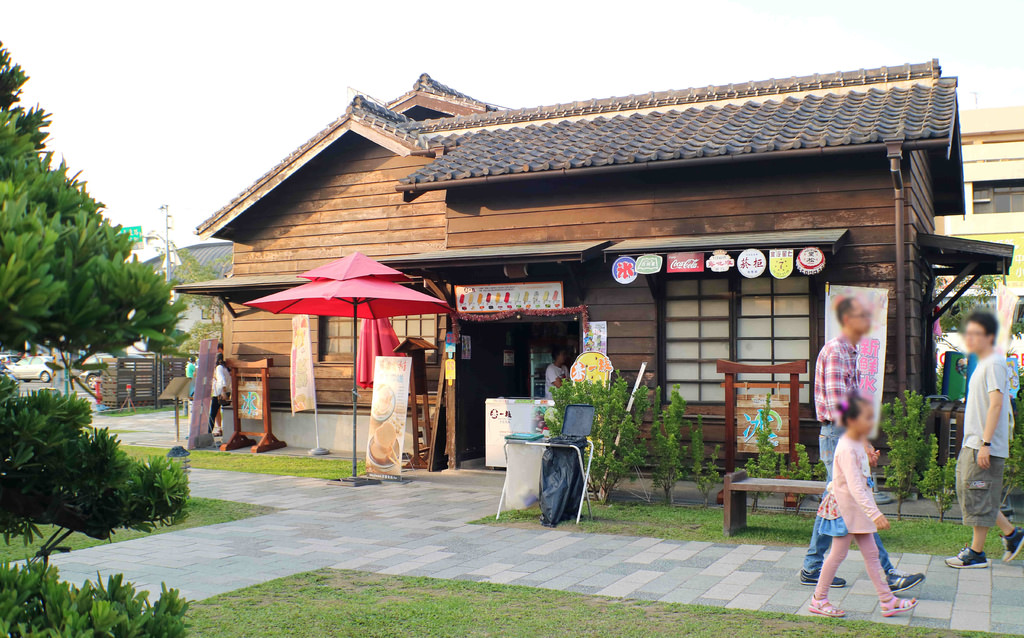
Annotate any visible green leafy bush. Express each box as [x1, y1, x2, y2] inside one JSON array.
[[919, 435, 957, 522], [551, 375, 649, 502], [1003, 376, 1024, 508], [881, 391, 932, 520], [0, 562, 187, 637], [687, 415, 720, 506], [744, 416, 782, 511], [651, 386, 686, 504]]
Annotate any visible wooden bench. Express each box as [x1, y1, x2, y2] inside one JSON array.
[[723, 470, 826, 537]]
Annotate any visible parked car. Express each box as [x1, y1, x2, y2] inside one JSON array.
[[9, 355, 55, 383], [74, 353, 116, 383]]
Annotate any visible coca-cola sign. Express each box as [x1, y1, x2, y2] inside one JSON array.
[[667, 252, 704, 273]]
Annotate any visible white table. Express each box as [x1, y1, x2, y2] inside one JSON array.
[[496, 437, 594, 524]]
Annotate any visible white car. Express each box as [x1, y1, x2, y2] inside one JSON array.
[[9, 356, 55, 382]]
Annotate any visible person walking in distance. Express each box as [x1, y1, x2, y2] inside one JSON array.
[[799, 296, 924, 593], [208, 353, 231, 438], [945, 310, 1024, 568], [809, 396, 918, 618]]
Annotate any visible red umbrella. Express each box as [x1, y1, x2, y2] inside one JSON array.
[[245, 262, 451, 485], [300, 252, 409, 282], [357, 318, 402, 389]]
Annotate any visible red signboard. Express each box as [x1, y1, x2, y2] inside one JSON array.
[[667, 252, 704, 273]]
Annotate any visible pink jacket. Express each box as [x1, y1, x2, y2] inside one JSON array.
[[831, 436, 882, 533]]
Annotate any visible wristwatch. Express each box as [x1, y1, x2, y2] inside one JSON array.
[[983, 441, 992, 447]]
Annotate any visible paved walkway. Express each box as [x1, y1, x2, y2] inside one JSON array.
[[51, 469, 1024, 634]]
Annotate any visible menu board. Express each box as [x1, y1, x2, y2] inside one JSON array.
[[365, 356, 412, 480], [455, 282, 563, 313]]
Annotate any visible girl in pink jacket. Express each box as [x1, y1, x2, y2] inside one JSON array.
[[809, 396, 918, 618]]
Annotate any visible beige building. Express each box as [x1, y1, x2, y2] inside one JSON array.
[[938, 106, 1024, 291]]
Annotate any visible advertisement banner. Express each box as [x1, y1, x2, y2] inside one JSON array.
[[569, 351, 614, 384], [455, 282, 563, 313], [290, 315, 316, 413], [958, 233, 1024, 288], [736, 390, 789, 454], [583, 321, 608, 354], [825, 284, 889, 421], [667, 252, 704, 273], [187, 338, 217, 449], [365, 356, 412, 480]]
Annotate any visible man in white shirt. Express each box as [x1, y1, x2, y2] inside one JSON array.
[[544, 347, 569, 400], [946, 310, 1023, 569]]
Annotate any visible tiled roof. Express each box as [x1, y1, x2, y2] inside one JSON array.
[[401, 79, 958, 185], [410, 73, 496, 111], [347, 95, 421, 146]]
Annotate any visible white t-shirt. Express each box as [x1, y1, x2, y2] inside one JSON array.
[[964, 351, 1012, 458], [545, 363, 568, 400], [212, 365, 231, 397]]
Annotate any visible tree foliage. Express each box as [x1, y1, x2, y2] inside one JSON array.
[[550, 375, 649, 502], [919, 435, 957, 522], [938, 275, 1024, 338], [1004, 375, 1024, 507], [687, 415, 720, 507], [173, 249, 226, 354], [880, 391, 932, 520], [650, 386, 685, 504]]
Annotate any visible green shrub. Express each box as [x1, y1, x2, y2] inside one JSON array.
[[881, 391, 932, 520], [785, 443, 820, 512], [551, 375, 649, 502], [688, 415, 720, 506], [651, 386, 686, 504], [744, 397, 783, 510], [919, 435, 957, 522], [0, 562, 187, 637], [1003, 377, 1024, 508]]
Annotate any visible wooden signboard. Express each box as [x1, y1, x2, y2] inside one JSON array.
[[735, 387, 790, 455], [221, 358, 286, 454]]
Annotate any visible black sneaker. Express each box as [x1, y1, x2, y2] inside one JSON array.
[[945, 547, 991, 569], [886, 568, 924, 592], [1002, 527, 1024, 562], [799, 569, 846, 588]]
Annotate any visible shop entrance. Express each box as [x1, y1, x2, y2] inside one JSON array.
[[455, 318, 579, 466]]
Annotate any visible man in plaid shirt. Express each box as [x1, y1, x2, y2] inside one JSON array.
[[799, 297, 924, 593]]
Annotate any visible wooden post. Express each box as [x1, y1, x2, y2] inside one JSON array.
[[789, 371, 800, 463], [723, 470, 748, 537]]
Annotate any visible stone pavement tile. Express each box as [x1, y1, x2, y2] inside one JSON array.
[[537, 575, 583, 591], [719, 571, 760, 587], [658, 588, 702, 604], [486, 570, 529, 584], [954, 593, 991, 610], [837, 594, 878, 613], [661, 547, 698, 561], [749, 549, 786, 562], [690, 597, 728, 608], [909, 616, 954, 630], [725, 593, 771, 611], [990, 604, 1024, 625], [761, 603, 800, 614], [911, 599, 953, 619], [867, 610, 911, 626], [992, 563, 1024, 578], [466, 562, 516, 577], [700, 583, 744, 601], [991, 623, 1024, 635], [699, 560, 738, 577], [595, 570, 663, 597], [741, 576, 785, 595], [578, 572, 621, 588], [767, 589, 812, 607], [993, 587, 1023, 606], [955, 577, 991, 596], [950, 610, 991, 632]]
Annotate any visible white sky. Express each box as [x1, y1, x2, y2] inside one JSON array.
[[5, 0, 1023, 249]]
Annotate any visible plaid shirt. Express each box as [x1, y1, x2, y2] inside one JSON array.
[[814, 336, 858, 423]]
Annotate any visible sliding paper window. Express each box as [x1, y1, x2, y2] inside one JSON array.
[[736, 277, 811, 403], [665, 278, 731, 402]]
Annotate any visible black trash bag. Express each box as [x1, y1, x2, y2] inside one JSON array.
[[539, 435, 587, 527]]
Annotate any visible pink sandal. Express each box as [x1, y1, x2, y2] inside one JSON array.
[[880, 595, 917, 617], [809, 596, 845, 618]]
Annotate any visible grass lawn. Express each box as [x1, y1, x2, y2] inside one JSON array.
[[123, 445, 366, 479], [188, 569, 981, 638], [474, 502, 1007, 558], [100, 406, 175, 417], [1, 498, 273, 563]]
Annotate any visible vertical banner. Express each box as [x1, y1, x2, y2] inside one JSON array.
[[290, 315, 316, 413], [187, 338, 217, 449], [365, 356, 412, 480], [825, 285, 889, 421], [995, 282, 1018, 353]]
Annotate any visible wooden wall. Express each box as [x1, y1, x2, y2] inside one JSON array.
[[223, 133, 448, 404]]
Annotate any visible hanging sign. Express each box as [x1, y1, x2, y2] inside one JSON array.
[[737, 249, 767, 278], [825, 284, 888, 431], [736, 389, 790, 454], [365, 356, 412, 481], [769, 249, 794, 279], [238, 380, 263, 420], [706, 249, 735, 273], [583, 320, 608, 355], [635, 254, 663, 275], [612, 256, 638, 284], [290, 315, 316, 413], [444, 358, 456, 385], [444, 332, 456, 356], [460, 334, 472, 360], [796, 247, 826, 275], [569, 351, 614, 384], [503, 350, 515, 366], [667, 252, 704, 273], [455, 282, 563, 313]]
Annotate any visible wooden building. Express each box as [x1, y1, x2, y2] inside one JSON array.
[[179, 63, 1011, 466]]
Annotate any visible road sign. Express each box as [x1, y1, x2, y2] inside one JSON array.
[[121, 226, 143, 243]]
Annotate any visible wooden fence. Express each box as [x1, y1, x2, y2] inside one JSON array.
[[99, 357, 187, 410]]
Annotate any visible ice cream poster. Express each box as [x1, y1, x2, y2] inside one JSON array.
[[290, 315, 316, 413], [454, 282, 563, 313], [365, 356, 412, 480], [583, 321, 608, 355]]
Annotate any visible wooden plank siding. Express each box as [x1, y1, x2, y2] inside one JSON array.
[[222, 134, 448, 405]]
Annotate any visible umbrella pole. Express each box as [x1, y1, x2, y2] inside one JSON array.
[[343, 302, 379, 486]]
